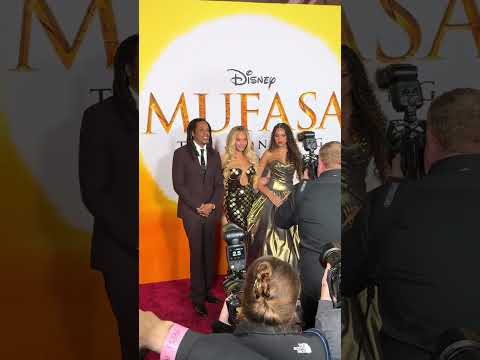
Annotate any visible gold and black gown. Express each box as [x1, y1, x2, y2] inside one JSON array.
[[246, 160, 300, 269], [342, 137, 383, 360], [224, 165, 256, 230]]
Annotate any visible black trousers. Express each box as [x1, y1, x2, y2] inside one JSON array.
[[182, 215, 218, 304], [102, 263, 138, 360], [299, 248, 324, 330]]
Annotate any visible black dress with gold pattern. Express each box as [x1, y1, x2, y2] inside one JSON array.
[[224, 165, 256, 230]]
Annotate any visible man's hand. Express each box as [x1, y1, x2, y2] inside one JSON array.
[[320, 263, 332, 301], [270, 194, 284, 208], [218, 299, 230, 325], [139, 310, 173, 353], [197, 203, 215, 217], [259, 176, 270, 187], [387, 153, 404, 179], [302, 168, 310, 180]]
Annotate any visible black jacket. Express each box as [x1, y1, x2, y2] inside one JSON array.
[[79, 96, 138, 272], [276, 169, 341, 253], [174, 330, 267, 360], [343, 154, 480, 359], [172, 144, 224, 220], [175, 321, 331, 360]]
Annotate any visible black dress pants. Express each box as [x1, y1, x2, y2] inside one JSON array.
[[102, 262, 138, 360], [299, 248, 324, 330], [182, 215, 218, 304]]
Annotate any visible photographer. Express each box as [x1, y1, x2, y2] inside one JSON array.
[[139, 310, 266, 360], [140, 256, 333, 360], [275, 141, 341, 329], [343, 88, 480, 360]]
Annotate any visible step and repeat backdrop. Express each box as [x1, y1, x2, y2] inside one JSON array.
[[1, 1, 136, 358], [139, 0, 341, 283], [1, 0, 477, 356]]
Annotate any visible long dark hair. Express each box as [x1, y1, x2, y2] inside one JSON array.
[[186, 118, 214, 159], [342, 45, 388, 180], [268, 123, 303, 176], [112, 34, 138, 129]]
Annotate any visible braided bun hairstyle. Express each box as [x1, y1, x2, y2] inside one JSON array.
[[239, 256, 300, 330]]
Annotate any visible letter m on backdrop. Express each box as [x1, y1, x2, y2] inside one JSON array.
[[14, 0, 118, 70]]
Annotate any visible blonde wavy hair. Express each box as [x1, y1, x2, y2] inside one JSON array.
[[222, 126, 258, 184]]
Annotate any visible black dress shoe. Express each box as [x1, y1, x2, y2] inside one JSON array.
[[193, 303, 208, 317], [206, 294, 220, 304]]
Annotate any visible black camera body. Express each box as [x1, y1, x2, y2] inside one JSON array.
[[222, 223, 247, 325], [376, 64, 433, 179], [319, 241, 341, 309], [435, 329, 480, 360], [298, 131, 319, 180]]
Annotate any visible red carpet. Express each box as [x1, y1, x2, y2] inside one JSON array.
[[140, 276, 226, 359]]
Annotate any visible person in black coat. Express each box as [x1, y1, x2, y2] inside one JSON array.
[[343, 88, 480, 360], [172, 118, 224, 316], [275, 141, 341, 330], [79, 35, 138, 360]]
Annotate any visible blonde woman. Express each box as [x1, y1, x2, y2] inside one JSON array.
[[222, 126, 258, 230]]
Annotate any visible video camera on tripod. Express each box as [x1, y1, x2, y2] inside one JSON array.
[[297, 131, 319, 180], [222, 223, 247, 325], [319, 241, 341, 309], [376, 64, 435, 179]]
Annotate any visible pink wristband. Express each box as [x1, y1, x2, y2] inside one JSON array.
[[160, 323, 189, 360]]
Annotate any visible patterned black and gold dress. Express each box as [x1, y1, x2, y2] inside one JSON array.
[[341, 139, 371, 232], [224, 165, 256, 230], [246, 160, 300, 269], [342, 137, 383, 360]]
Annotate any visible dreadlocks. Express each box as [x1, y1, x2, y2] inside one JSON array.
[[112, 34, 138, 123], [186, 118, 214, 159]]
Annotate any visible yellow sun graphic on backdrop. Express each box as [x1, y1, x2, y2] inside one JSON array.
[[139, 0, 340, 283]]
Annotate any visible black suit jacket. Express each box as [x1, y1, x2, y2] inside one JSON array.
[[343, 155, 480, 358], [175, 323, 330, 360], [276, 169, 341, 253], [172, 144, 224, 221], [79, 96, 138, 272]]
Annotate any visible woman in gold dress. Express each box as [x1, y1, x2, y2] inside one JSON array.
[[222, 126, 258, 230], [341, 45, 388, 360], [247, 123, 303, 269]]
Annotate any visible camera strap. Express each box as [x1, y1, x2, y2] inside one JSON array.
[[383, 181, 401, 208], [303, 328, 332, 360], [291, 180, 308, 209]]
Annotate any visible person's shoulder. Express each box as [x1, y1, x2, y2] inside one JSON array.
[[174, 144, 190, 156], [82, 97, 118, 129], [260, 149, 273, 162], [210, 146, 221, 157], [297, 180, 322, 201], [83, 96, 116, 116]]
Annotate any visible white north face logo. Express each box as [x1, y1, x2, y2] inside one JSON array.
[[293, 343, 312, 354]]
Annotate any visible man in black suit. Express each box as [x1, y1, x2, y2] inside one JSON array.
[[79, 35, 138, 360], [276, 141, 341, 329], [172, 118, 224, 316], [343, 88, 480, 360]]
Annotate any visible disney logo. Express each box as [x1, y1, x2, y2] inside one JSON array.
[[227, 69, 277, 89]]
